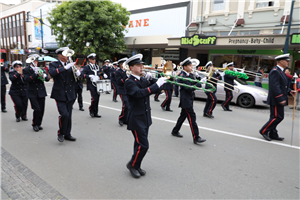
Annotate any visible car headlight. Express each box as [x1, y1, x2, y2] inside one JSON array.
[[259, 91, 268, 96]]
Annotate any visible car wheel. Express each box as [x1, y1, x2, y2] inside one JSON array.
[[237, 93, 255, 108]]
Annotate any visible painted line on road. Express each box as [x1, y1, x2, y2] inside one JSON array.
[[85, 102, 299, 150]]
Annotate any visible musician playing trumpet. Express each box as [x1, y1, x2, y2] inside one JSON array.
[[23, 54, 50, 132], [221, 62, 237, 111]]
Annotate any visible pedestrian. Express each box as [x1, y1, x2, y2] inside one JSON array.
[[115, 57, 129, 126], [259, 53, 296, 141], [124, 53, 167, 178], [9, 61, 28, 122], [75, 66, 84, 111], [293, 71, 300, 110], [23, 54, 50, 132], [284, 67, 293, 89], [1, 62, 9, 113], [49, 47, 81, 142], [221, 62, 237, 111], [102, 59, 111, 94], [254, 68, 264, 87], [203, 61, 221, 118], [110, 61, 119, 102], [81, 53, 106, 118], [171, 57, 206, 144]]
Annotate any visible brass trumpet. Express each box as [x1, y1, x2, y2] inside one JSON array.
[[62, 49, 79, 82]]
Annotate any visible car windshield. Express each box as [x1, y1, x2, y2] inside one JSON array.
[[235, 78, 248, 85]]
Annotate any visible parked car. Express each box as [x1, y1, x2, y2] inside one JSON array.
[[194, 73, 268, 108]]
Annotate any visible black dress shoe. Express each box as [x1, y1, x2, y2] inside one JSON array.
[[90, 112, 94, 118], [270, 137, 284, 141], [154, 99, 160, 102], [166, 109, 173, 112], [94, 114, 101, 118], [38, 126, 43, 130], [194, 137, 206, 144], [79, 107, 84, 111], [21, 116, 28, 121], [137, 168, 146, 176], [126, 162, 140, 178], [33, 125, 39, 132], [2, 109, 7, 113], [16, 118, 20, 122], [227, 109, 232, 111], [58, 135, 64, 142], [106, 91, 110, 94], [203, 113, 213, 118], [64, 135, 76, 141], [221, 105, 228, 111], [113, 99, 118, 102], [119, 120, 124, 126], [161, 106, 166, 111], [260, 132, 272, 141], [171, 131, 183, 138]]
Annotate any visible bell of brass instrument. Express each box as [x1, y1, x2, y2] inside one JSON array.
[[62, 49, 79, 82]]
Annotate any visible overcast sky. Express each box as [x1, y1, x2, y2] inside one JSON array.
[[0, 0, 188, 10]]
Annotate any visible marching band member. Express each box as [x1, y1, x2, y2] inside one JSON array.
[[203, 61, 221, 118], [221, 62, 237, 111], [171, 58, 206, 144], [161, 73, 174, 112], [75, 66, 84, 111], [110, 61, 119, 102], [81, 53, 105, 118], [102, 59, 111, 94], [124, 54, 167, 178], [115, 57, 128, 126], [259, 53, 296, 141], [23, 54, 50, 132], [49, 47, 80, 142], [153, 67, 163, 102], [9, 61, 28, 122], [1, 62, 9, 113]]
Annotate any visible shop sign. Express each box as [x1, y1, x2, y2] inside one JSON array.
[[11, 49, 25, 54], [228, 37, 274, 45], [181, 35, 217, 47], [0, 49, 6, 53], [291, 33, 300, 44]]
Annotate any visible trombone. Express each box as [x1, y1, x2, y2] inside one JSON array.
[[62, 49, 79, 82], [235, 67, 261, 77]]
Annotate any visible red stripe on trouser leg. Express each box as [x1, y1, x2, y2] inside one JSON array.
[[119, 94, 125, 120], [10, 96, 17, 115], [185, 109, 196, 140], [262, 106, 277, 134], [208, 93, 215, 114], [132, 130, 141, 167], [89, 91, 94, 111], [223, 91, 231, 106], [161, 90, 169, 107], [112, 83, 116, 99]]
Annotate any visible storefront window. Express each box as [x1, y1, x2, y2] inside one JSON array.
[[212, 0, 226, 11], [259, 55, 276, 73], [210, 54, 233, 68]]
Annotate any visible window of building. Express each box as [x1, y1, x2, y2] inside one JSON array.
[[220, 31, 238, 36], [20, 14, 23, 26], [28, 35, 32, 42], [51, 29, 55, 35], [205, 32, 218, 36], [212, 0, 226, 11], [240, 31, 249, 36], [16, 15, 19, 27], [273, 29, 281, 34], [256, 0, 274, 8], [8, 17, 11, 28], [290, 29, 299, 34], [250, 30, 260, 35]]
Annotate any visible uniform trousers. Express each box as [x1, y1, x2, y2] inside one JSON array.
[[55, 99, 75, 137], [75, 88, 83, 108], [154, 90, 161, 100], [222, 90, 233, 109], [204, 92, 217, 115], [119, 94, 128, 123], [10, 95, 28, 118], [161, 89, 173, 109], [111, 82, 118, 101], [89, 87, 100, 115], [129, 128, 149, 169], [1, 85, 6, 110], [260, 105, 284, 138], [29, 97, 45, 126], [174, 84, 179, 97], [172, 107, 200, 140]]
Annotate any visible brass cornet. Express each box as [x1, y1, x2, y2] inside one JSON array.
[[62, 49, 79, 82]]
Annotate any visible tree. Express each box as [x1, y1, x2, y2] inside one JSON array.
[[47, 0, 130, 60]]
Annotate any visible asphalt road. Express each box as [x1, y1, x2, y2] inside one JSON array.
[[1, 81, 299, 199]]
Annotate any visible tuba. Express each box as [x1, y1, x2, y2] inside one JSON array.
[[62, 49, 79, 82]]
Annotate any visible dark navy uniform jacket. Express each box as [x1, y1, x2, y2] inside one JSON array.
[[178, 71, 202, 109], [125, 75, 159, 131], [205, 72, 221, 93], [75, 77, 83, 90], [8, 70, 27, 97], [49, 61, 76, 101], [115, 68, 127, 95], [81, 64, 103, 91], [223, 72, 237, 91], [1, 66, 9, 86], [102, 65, 111, 79], [23, 66, 50, 99], [267, 65, 291, 106], [110, 67, 117, 83]]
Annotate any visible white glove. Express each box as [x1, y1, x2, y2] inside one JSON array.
[[65, 62, 74, 70], [156, 77, 167, 87], [194, 72, 200, 78], [43, 74, 47, 78], [76, 70, 81, 76], [89, 75, 95, 79], [103, 73, 108, 79], [34, 67, 39, 74], [233, 68, 237, 72], [145, 72, 153, 80], [92, 76, 99, 82], [201, 77, 207, 83]]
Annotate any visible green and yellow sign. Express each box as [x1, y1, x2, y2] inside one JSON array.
[[291, 33, 300, 44], [181, 35, 217, 47]]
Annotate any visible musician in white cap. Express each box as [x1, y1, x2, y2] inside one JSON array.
[[9, 60, 28, 122], [81, 53, 106, 118], [23, 54, 50, 132], [49, 47, 80, 142], [221, 62, 237, 111], [115, 57, 129, 126], [259, 53, 296, 141], [102, 59, 111, 94], [110, 61, 119, 102], [124, 53, 167, 178], [171, 57, 206, 144]]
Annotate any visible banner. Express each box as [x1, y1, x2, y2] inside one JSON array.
[[34, 18, 42, 40]]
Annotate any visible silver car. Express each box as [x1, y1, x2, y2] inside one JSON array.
[[194, 73, 269, 108]]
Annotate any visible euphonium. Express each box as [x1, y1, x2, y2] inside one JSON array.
[[62, 49, 79, 82]]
